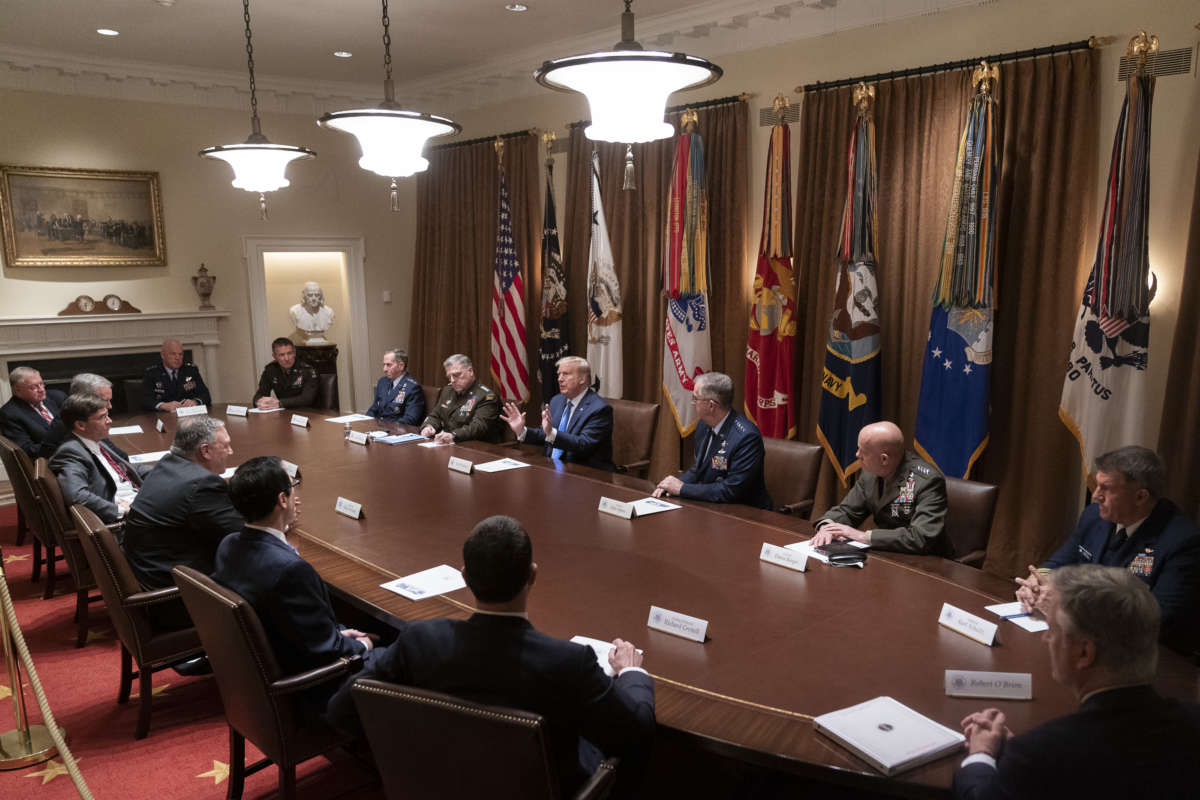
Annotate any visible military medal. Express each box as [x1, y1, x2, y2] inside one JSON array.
[[1129, 551, 1154, 578]]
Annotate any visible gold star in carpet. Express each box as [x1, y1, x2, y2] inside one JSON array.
[[130, 683, 169, 700], [25, 758, 77, 785], [4, 553, 29, 564], [84, 629, 110, 644], [196, 760, 229, 785], [0, 682, 11, 700]]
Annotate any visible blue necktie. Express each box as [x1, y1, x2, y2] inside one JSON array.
[[551, 401, 571, 460]]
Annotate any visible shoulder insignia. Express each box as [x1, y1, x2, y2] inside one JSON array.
[[915, 464, 931, 475]]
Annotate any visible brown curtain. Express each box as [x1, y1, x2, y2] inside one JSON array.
[[792, 49, 1101, 576], [409, 133, 542, 395]]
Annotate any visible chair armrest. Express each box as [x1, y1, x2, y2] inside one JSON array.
[[777, 499, 815, 518], [614, 459, 650, 475], [574, 757, 618, 800], [268, 655, 363, 696], [122, 586, 183, 608], [955, 550, 987, 569]]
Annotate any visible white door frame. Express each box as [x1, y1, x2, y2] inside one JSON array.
[[242, 236, 369, 412]]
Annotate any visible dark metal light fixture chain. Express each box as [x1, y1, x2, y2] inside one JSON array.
[[242, 0, 259, 122], [381, 0, 393, 83]]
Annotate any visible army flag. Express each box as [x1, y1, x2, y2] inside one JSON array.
[[587, 150, 624, 398], [816, 87, 883, 485], [489, 166, 530, 402], [1060, 58, 1155, 472], [914, 69, 1000, 479], [745, 121, 797, 439], [538, 160, 570, 403], [662, 127, 712, 435]]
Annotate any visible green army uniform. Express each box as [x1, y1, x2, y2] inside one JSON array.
[[816, 451, 948, 555], [421, 381, 503, 443], [252, 359, 318, 409]]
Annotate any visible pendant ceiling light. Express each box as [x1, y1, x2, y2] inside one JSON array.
[[534, 0, 721, 144], [318, 0, 461, 210], [200, 0, 314, 219]]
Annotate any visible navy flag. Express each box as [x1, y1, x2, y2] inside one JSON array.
[[538, 158, 570, 403]]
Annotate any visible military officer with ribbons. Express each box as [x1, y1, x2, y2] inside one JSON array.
[[367, 348, 425, 425], [253, 337, 318, 410], [419, 354, 503, 444], [143, 338, 212, 412]]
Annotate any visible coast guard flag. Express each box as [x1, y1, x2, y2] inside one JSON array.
[[745, 121, 797, 439], [587, 150, 623, 398], [489, 167, 530, 402], [538, 160, 570, 403], [1060, 66, 1155, 472], [662, 128, 712, 435], [915, 77, 1000, 479], [817, 90, 882, 485]]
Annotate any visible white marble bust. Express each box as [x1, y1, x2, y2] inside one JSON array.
[[289, 281, 335, 344]]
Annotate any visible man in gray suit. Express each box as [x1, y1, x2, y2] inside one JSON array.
[[49, 393, 147, 524]]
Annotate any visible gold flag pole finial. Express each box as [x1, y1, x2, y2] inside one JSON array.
[[542, 130, 557, 165], [494, 137, 505, 167], [972, 60, 999, 95], [680, 108, 699, 133], [852, 82, 875, 116], [1127, 30, 1159, 72], [772, 94, 790, 125]]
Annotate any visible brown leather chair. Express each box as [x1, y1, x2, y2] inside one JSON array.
[[421, 384, 440, 419], [172, 565, 362, 800], [944, 476, 1000, 568], [607, 398, 658, 478], [122, 378, 144, 415], [351, 679, 618, 800], [316, 372, 338, 410], [761, 438, 824, 519], [0, 434, 60, 593], [35, 458, 101, 647], [71, 505, 203, 739]]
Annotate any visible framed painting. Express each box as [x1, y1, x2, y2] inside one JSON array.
[[0, 165, 167, 267]]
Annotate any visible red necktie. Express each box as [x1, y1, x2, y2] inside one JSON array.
[[100, 446, 130, 482], [36, 404, 53, 422]]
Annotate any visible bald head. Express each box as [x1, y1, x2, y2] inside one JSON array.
[[857, 421, 905, 477], [161, 338, 184, 370]]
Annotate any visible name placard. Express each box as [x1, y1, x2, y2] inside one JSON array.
[[647, 605, 708, 643], [281, 459, 300, 480], [334, 497, 363, 519], [290, 414, 310, 428], [226, 404, 249, 417], [760, 542, 808, 572], [177, 404, 208, 417], [155, 418, 165, 433], [447, 456, 473, 474], [944, 670, 1033, 700], [598, 497, 635, 519], [938, 603, 998, 646], [347, 430, 370, 445]]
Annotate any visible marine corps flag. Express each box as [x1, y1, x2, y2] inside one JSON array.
[[817, 84, 882, 485], [662, 117, 712, 435], [1060, 33, 1157, 474], [745, 115, 796, 439], [538, 158, 570, 403], [587, 150, 623, 398], [489, 160, 530, 402], [914, 63, 1000, 479]]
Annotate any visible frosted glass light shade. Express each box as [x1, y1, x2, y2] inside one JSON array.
[[318, 108, 460, 178], [200, 143, 314, 192]]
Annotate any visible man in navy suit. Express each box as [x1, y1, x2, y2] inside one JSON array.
[[954, 564, 1200, 799], [653, 371, 771, 508], [49, 393, 148, 524], [365, 348, 425, 425], [328, 515, 655, 797], [500, 355, 614, 471], [142, 338, 211, 412], [1015, 446, 1200, 654], [1, 367, 66, 458]]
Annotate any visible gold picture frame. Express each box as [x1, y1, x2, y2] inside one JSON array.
[[0, 165, 167, 267]]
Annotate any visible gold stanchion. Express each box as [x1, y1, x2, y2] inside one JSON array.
[[0, 553, 60, 770]]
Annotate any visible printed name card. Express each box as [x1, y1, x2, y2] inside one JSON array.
[[281, 459, 300, 480], [108, 425, 143, 435], [938, 603, 998, 646], [290, 414, 310, 428], [176, 404, 208, 417], [447, 456, 473, 474], [155, 418, 166, 432], [647, 605, 708, 643], [226, 404, 249, 417], [598, 497, 636, 519], [759, 542, 808, 572], [334, 497, 363, 519], [346, 430, 370, 446], [944, 670, 1033, 700]]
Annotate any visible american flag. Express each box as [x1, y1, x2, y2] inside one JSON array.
[[490, 170, 530, 401]]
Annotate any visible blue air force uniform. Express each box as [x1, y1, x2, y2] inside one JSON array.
[[679, 411, 772, 509], [142, 362, 212, 411], [366, 373, 425, 425]]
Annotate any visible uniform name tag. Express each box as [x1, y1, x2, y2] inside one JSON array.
[[944, 670, 1032, 700], [290, 414, 310, 428], [647, 605, 708, 643], [447, 456, 473, 474], [598, 497, 635, 519], [760, 542, 807, 572], [155, 418, 165, 433], [938, 603, 998, 646], [334, 497, 363, 519], [176, 404, 207, 417], [226, 404, 249, 417], [347, 430, 370, 445]]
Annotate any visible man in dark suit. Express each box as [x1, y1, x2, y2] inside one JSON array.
[[36, 373, 114, 459], [142, 338, 212, 412], [49, 393, 147, 524], [500, 356, 614, 471], [1, 366, 65, 457], [365, 348, 425, 425], [328, 515, 655, 797], [955, 564, 1200, 799], [1015, 446, 1200, 654], [654, 371, 772, 508]]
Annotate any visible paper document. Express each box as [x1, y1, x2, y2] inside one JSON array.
[[418, 441, 449, 448], [220, 467, 236, 479], [248, 407, 286, 414], [108, 425, 144, 435], [129, 450, 168, 464], [325, 413, 374, 423], [570, 635, 644, 678], [785, 540, 867, 567], [379, 433, 426, 445], [813, 696, 965, 776], [984, 602, 1049, 632], [380, 565, 466, 601], [630, 497, 681, 516], [368, 431, 390, 439], [475, 458, 530, 473]]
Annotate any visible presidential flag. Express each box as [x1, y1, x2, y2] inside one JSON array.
[[662, 127, 712, 435], [745, 121, 797, 439], [914, 67, 1000, 479], [587, 150, 623, 398], [538, 159, 570, 403], [490, 166, 530, 402], [817, 85, 882, 485]]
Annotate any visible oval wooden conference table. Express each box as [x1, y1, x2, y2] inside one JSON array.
[[108, 406, 1198, 798]]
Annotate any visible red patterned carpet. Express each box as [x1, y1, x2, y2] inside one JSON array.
[[0, 505, 381, 800]]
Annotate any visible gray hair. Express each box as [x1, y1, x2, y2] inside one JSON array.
[[1093, 446, 1165, 498], [443, 354, 472, 370], [169, 416, 226, 458], [695, 372, 734, 410], [385, 348, 409, 368], [70, 373, 112, 396], [8, 366, 39, 390], [556, 356, 592, 384], [1051, 564, 1160, 684]]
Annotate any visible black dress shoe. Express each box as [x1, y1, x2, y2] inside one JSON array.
[[171, 655, 212, 676]]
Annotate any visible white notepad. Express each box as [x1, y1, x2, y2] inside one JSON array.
[[324, 413, 374, 423], [813, 696, 964, 776], [380, 565, 466, 601], [475, 458, 530, 472], [129, 450, 168, 464], [108, 425, 144, 435]]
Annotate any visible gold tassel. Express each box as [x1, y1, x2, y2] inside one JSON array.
[[390, 179, 400, 213], [621, 144, 636, 191], [258, 192, 268, 221]]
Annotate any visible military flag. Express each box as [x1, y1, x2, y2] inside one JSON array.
[[587, 150, 623, 398], [489, 164, 530, 402], [1060, 34, 1157, 473], [745, 118, 797, 439], [914, 63, 1000, 479], [538, 159, 570, 403], [817, 84, 883, 485]]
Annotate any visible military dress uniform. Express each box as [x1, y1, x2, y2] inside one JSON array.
[[367, 373, 425, 426], [142, 362, 212, 411], [816, 451, 948, 554], [421, 381, 503, 443], [252, 359, 318, 409]]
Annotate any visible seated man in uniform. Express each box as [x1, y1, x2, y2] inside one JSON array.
[[1, 366, 66, 458], [1015, 445, 1200, 654], [49, 393, 148, 524], [327, 515, 655, 797], [955, 564, 1200, 799], [809, 421, 948, 554], [142, 337, 211, 412], [500, 355, 614, 471], [366, 348, 425, 425], [253, 337, 317, 410], [418, 354, 502, 444]]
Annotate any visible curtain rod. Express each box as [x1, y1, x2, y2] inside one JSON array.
[[431, 128, 534, 151], [799, 39, 1093, 93], [569, 92, 751, 129]]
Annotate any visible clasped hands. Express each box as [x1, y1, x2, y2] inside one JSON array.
[[340, 628, 379, 651], [1014, 565, 1048, 615], [159, 399, 199, 413], [960, 708, 1013, 758], [608, 638, 642, 672]]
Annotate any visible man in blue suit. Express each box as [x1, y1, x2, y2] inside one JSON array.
[[1, 367, 66, 458], [500, 356, 614, 471], [653, 371, 772, 509], [365, 348, 425, 425]]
